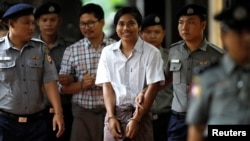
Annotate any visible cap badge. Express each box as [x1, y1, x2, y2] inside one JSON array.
[[187, 8, 194, 14], [233, 6, 247, 20], [154, 16, 160, 23], [48, 6, 55, 12]]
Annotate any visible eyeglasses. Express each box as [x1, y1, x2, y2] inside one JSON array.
[[80, 20, 99, 28]]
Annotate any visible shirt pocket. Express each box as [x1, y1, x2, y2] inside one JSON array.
[[27, 59, 43, 81], [170, 62, 182, 84], [0, 60, 17, 82]]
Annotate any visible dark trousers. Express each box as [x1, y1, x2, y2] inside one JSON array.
[[47, 104, 73, 141], [0, 113, 49, 141], [152, 111, 171, 141], [167, 111, 187, 141]]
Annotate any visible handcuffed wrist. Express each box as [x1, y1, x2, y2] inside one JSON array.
[[127, 118, 140, 124], [107, 116, 117, 122]]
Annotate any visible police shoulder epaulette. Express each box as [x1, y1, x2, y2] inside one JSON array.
[[194, 59, 220, 74], [208, 42, 225, 54], [31, 37, 46, 45], [0, 37, 4, 42], [170, 40, 184, 48]]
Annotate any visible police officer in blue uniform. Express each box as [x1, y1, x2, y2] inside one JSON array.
[[187, 1, 250, 141], [0, 3, 64, 141], [165, 3, 224, 141]]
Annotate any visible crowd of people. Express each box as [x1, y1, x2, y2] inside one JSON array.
[[0, 0, 249, 141]]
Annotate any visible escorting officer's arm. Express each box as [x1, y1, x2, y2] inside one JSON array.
[[44, 81, 65, 138]]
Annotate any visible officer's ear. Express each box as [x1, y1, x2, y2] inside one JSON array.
[[8, 19, 15, 28], [201, 20, 206, 31]]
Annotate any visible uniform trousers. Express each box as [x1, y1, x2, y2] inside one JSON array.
[[167, 110, 187, 141], [152, 111, 171, 141], [47, 103, 73, 141], [0, 111, 49, 141]]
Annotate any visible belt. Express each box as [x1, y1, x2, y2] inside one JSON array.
[[152, 112, 171, 120], [171, 110, 186, 120], [0, 110, 46, 123]]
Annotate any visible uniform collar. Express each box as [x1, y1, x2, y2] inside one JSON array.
[[222, 53, 238, 74], [182, 38, 208, 52]]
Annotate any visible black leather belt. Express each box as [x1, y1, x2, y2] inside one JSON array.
[[0, 110, 46, 123], [171, 110, 186, 120]]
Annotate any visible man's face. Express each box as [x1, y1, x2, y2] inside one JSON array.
[[178, 15, 206, 42], [37, 13, 61, 36], [10, 15, 35, 41], [116, 14, 140, 43], [79, 13, 104, 40], [222, 28, 250, 65], [140, 25, 165, 48]]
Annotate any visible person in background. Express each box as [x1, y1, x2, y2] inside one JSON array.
[[59, 3, 116, 141], [166, 3, 224, 141], [0, 3, 64, 141], [140, 13, 173, 141], [35, 2, 74, 141], [186, 1, 250, 141], [0, 24, 8, 37], [0, 0, 15, 37], [95, 6, 165, 141]]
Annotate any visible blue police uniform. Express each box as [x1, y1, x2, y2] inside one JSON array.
[[0, 3, 59, 141]]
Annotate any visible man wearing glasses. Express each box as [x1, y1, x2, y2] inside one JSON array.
[[59, 3, 116, 141]]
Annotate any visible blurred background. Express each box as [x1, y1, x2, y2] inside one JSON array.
[[1, 0, 233, 48]]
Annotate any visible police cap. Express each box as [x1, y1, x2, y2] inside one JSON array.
[[176, 4, 206, 20], [214, 0, 250, 29], [35, 2, 61, 19], [141, 13, 165, 31], [2, 3, 34, 20]]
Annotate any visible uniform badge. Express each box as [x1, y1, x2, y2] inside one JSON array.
[[47, 55, 52, 64], [32, 55, 39, 60], [48, 6, 55, 12], [233, 6, 247, 20], [45, 47, 52, 64], [199, 61, 208, 65], [187, 8, 194, 14], [189, 76, 201, 98], [154, 16, 160, 23]]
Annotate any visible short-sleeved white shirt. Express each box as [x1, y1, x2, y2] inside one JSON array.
[[96, 37, 165, 106]]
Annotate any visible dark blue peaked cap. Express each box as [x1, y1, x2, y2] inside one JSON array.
[[214, 0, 250, 29], [2, 3, 34, 20], [141, 13, 165, 30], [176, 3, 206, 19], [35, 2, 61, 19]]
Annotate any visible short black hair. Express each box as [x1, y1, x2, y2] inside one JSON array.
[[113, 6, 142, 27], [79, 3, 104, 20]]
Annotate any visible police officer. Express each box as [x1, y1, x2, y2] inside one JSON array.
[[186, 1, 250, 141], [140, 13, 173, 141], [0, 3, 64, 141], [166, 3, 224, 141], [35, 2, 74, 141]]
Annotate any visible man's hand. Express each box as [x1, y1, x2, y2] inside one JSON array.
[[53, 114, 65, 138], [81, 70, 96, 90], [59, 74, 74, 86]]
